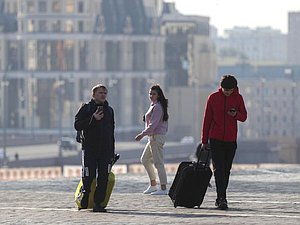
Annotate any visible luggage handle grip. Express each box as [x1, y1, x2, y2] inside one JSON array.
[[196, 143, 210, 167]]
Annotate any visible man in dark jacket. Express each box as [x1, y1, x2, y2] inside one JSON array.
[[74, 84, 115, 212], [201, 75, 247, 210]]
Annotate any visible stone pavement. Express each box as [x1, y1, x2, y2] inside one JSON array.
[[0, 164, 300, 225]]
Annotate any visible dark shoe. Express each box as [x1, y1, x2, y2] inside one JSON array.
[[80, 193, 89, 209], [93, 204, 107, 213], [215, 198, 228, 210]]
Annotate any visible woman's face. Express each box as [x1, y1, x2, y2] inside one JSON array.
[[149, 89, 159, 102]]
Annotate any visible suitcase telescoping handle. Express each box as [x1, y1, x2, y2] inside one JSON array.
[[196, 143, 210, 167]]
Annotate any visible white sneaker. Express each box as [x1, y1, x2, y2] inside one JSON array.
[[150, 189, 168, 195], [143, 185, 157, 194]]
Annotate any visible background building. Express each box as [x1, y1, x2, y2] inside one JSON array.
[[288, 11, 300, 65], [0, 0, 166, 140], [0, 0, 216, 143], [160, 2, 217, 141], [214, 26, 287, 66]]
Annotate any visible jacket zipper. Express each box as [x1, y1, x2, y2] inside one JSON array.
[[223, 96, 226, 140]]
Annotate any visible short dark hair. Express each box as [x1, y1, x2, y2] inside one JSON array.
[[220, 75, 237, 89]]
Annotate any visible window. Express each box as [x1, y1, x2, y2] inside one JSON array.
[[27, 40, 37, 70], [282, 115, 287, 122], [12, 2, 18, 13], [282, 130, 287, 136], [38, 1, 47, 12], [64, 40, 75, 70], [50, 41, 60, 70], [133, 42, 146, 71], [65, 0, 75, 13], [282, 88, 286, 94], [65, 20, 74, 32], [38, 20, 47, 32], [79, 41, 88, 70], [78, 21, 84, 32], [7, 41, 19, 70], [21, 117, 25, 128], [78, 1, 84, 13], [37, 41, 48, 70], [27, 1, 34, 13], [27, 20, 35, 32], [106, 41, 120, 71], [52, 1, 61, 12], [52, 21, 61, 32]]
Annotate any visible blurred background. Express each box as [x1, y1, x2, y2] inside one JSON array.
[[0, 0, 300, 169]]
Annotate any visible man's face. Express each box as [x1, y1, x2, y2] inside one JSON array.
[[93, 87, 107, 103], [222, 88, 234, 96]]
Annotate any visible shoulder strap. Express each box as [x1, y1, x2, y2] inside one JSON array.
[[86, 103, 91, 113]]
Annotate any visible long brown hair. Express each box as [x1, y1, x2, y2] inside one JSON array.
[[151, 84, 169, 121]]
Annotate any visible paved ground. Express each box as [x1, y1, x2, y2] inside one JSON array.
[[1, 165, 300, 225]]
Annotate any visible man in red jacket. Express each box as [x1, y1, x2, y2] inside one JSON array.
[[201, 75, 247, 210]]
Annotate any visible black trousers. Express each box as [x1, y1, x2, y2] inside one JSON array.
[[82, 149, 109, 206], [210, 139, 237, 199]]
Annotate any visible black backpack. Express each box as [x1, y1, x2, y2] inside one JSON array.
[[76, 103, 89, 143]]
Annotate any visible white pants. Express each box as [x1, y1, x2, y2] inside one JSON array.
[[140, 134, 167, 185]]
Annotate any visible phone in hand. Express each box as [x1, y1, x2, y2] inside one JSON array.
[[229, 108, 236, 113], [96, 106, 103, 113]]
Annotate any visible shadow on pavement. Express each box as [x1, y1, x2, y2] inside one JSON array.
[[104, 207, 256, 218]]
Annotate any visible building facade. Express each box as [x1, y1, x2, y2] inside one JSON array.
[[159, 2, 217, 141], [215, 26, 287, 65], [0, 0, 216, 141], [0, 0, 166, 138], [288, 11, 300, 65]]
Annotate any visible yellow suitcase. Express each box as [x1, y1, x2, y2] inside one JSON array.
[[75, 171, 115, 209]]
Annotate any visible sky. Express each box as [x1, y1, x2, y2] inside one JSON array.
[[166, 0, 300, 35]]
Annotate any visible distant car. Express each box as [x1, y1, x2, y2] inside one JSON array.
[[180, 136, 194, 144], [58, 137, 78, 150]]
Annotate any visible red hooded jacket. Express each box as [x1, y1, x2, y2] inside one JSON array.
[[201, 87, 247, 144]]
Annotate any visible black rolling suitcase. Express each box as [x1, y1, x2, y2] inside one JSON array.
[[168, 144, 212, 208]]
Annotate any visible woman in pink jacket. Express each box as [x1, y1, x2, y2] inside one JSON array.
[[135, 84, 169, 195]]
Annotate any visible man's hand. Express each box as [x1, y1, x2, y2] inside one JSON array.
[[93, 111, 104, 121], [227, 108, 237, 117], [135, 134, 143, 141]]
